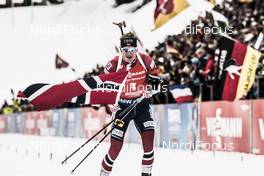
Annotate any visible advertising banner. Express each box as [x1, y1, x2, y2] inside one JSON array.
[[24, 112, 37, 135], [200, 100, 250, 153], [34, 111, 51, 135], [6, 114, 15, 133], [252, 100, 264, 155], [127, 104, 196, 148], [51, 109, 65, 136], [0, 115, 7, 133], [80, 106, 111, 142], [14, 113, 24, 133], [65, 108, 80, 137], [158, 103, 195, 150]]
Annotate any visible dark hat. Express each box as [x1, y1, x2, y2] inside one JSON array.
[[120, 32, 137, 48]]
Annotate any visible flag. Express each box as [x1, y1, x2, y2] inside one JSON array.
[[17, 71, 128, 111], [214, 36, 262, 101], [210, 0, 216, 5], [170, 84, 193, 103], [131, 0, 152, 13], [254, 32, 264, 50], [239, 0, 253, 3], [153, 0, 189, 30], [211, 11, 229, 34], [55, 54, 69, 69], [114, 0, 136, 7]]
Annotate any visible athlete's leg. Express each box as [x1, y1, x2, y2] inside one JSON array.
[[140, 130, 155, 176], [134, 101, 155, 176], [100, 138, 124, 175], [100, 106, 133, 176]]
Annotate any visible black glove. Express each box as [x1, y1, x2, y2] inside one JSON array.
[[147, 74, 163, 91]]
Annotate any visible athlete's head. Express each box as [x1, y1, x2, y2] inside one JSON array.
[[120, 32, 138, 63]]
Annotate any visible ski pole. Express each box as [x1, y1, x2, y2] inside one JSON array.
[[61, 96, 143, 165], [70, 129, 113, 174], [61, 117, 114, 165], [70, 96, 145, 173]]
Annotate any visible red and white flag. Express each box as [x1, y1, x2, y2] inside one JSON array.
[[170, 84, 193, 103], [17, 71, 128, 111]]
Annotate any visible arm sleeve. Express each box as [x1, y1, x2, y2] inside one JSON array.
[[141, 53, 156, 73], [104, 56, 118, 74], [141, 53, 163, 87]]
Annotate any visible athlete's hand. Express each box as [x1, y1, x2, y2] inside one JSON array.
[[147, 74, 163, 91], [143, 89, 158, 99], [147, 74, 163, 85], [143, 91, 152, 99], [106, 104, 120, 114]]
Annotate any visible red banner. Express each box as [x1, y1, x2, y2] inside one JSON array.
[[252, 100, 264, 155], [0, 115, 7, 133], [81, 107, 112, 142], [24, 112, 37, 134], [24, 111, 50, 135], [200, 100, 250, 153], [34, 111, 51, 135]]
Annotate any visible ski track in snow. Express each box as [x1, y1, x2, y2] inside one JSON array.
[[0, 134, 263, 176]]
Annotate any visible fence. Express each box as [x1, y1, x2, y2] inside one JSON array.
[[0, 100, 263, 155]]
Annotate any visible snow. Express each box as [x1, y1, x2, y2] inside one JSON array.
[[0, 134, 263, 176]]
